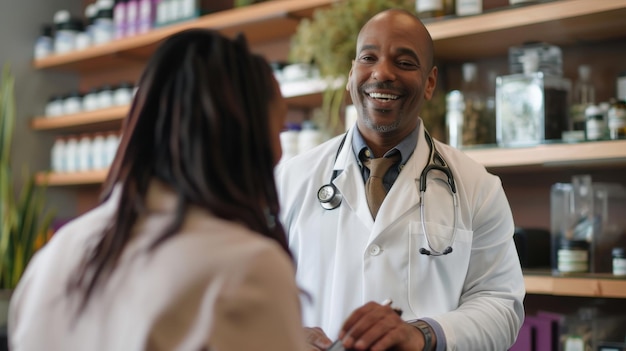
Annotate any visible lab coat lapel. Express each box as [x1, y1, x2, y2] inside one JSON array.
[[333, 127, 375, 230], [370, 122, 432, 240]]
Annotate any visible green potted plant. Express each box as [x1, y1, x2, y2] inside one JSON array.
[[289, 0, 415, 135], [289, 0, 445, 138], [0, 65, 55, 324]]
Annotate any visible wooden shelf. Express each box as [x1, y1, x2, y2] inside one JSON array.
[[463, 140, 626, 171], [30, 106, 129, 132], [29, 79, 340, 132], [32, 0, 338, 73], [428, 0, 626, 61], [36, 170, 109, 186], [524, 274, 626, 298], [32, 0, 626, 71], [37, 140, 626, 185]]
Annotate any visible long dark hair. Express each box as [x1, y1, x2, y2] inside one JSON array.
[[67, 29, 289, 314]]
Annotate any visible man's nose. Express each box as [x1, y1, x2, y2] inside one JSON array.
[[372, 59, 396, 81]]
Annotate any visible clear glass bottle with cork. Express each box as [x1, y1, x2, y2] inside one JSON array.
[[415, 0, 455, 20], [550, 175, 595, 275], [446, 90, 464, 148], [460, 63, 489, 146], [570, 64, 595, 133], [496, 49, 571, 146], [446, 62, 490, 148]]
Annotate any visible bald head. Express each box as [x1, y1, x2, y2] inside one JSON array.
[[358, 9, 435, 69]]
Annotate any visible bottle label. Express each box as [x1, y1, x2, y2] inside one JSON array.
[[557, 249, 588, 273], [613, 258, 626, 276], [416, 0, 443, 12], [456, 0, 482, 16], [585, 119, 604, 140]]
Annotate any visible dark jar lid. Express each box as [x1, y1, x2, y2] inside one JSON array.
[[612, 247, 625, 258]]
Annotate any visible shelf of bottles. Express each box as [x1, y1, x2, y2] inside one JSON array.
[[33, 0, 626, 71]]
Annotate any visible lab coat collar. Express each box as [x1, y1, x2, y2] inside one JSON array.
[[332, 120, 439, 241], [333, 127, 375, 228]]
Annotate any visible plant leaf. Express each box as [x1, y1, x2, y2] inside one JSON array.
[[0, 64, 55, 289]]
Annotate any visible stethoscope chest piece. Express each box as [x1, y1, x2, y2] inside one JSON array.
[[318, 183, 342, 210]]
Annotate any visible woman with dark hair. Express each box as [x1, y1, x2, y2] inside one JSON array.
[[9, 29, 306, 351]]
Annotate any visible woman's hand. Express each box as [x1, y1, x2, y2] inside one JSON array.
[[304, 326, 333, 351]]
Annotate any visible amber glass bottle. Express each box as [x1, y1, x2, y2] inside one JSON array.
[[415, 0, 455, 19]]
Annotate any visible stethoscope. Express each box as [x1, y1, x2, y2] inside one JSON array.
[[316, 129, 459, 256]]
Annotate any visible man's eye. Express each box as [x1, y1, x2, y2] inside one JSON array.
[[399, 61, 417, 68]]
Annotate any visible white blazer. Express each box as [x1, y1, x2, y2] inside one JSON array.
[[275, 120, 525, 350], [9, 181, 306, 351]]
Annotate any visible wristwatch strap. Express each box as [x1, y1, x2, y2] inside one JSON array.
[[408, 320, 433, 351]]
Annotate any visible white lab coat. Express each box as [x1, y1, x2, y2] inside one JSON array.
[[275, 120, 525, 350]]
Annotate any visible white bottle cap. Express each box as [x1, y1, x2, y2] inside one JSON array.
[[53, 10, 70, 24], [97, 0, 115, 10], [85, 4, 98, 18]]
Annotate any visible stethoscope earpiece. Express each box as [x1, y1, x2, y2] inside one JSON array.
[[419, 246, 453, 256]]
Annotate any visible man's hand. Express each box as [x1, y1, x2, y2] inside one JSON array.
[[336, 301, 425, 351], [304, 327, 333, 351]]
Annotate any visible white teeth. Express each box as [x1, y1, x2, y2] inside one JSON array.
[[369, 92, 398, 100]]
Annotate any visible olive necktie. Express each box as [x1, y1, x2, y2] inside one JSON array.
[[363, 154, 400, 219]]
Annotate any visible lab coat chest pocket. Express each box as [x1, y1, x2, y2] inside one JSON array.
[[407, 221, 473, 316]]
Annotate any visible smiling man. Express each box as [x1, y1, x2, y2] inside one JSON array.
[[275, 9, 525, 351]]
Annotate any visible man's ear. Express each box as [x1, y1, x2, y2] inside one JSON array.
[[423, 66, 438, 101], [346, 60, 355, 92]]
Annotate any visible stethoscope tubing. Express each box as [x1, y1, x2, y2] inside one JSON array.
[[316, 128, 458, 256]]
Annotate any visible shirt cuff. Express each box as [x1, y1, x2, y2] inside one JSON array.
[[420, 317, 446, 351]]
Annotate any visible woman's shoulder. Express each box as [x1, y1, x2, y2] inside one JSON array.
[[161, 212, 295, 279]]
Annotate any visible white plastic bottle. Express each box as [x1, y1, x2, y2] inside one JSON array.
[[94, 0, 116, 45], [53, 10, 80, 54], [77, 134, 93, 171], [51, 137, 67, 173], [84, 4, 99, 44], [105, 132, 120, 166], [34, 25, 54, 59], [90, 132, 107, 170], [113, 82, 134, 106], [64, 135, 79, 173]]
